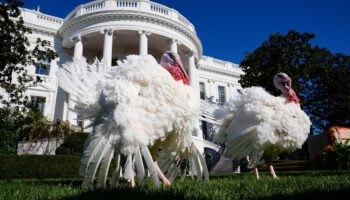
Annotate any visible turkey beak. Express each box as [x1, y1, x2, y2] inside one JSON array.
[[168, 52, 176, 65], [280, 81, 290, 92], [284, 84, 290, 91]]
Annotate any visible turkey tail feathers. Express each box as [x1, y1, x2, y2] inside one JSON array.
[[81, 143, 163, 188], [194, 146, 209, 182], [96, 147, 115, 188], [140, 144, 161, 187], [156, 144, 209, 183], [190, 146, 209, 182], [200, 99, 221, 125], [109, 153, 121, 188], [134, 147, 146, 185], [82, 137, 113, 189]]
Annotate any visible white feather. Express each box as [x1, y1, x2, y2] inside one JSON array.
[[134, 147, 146, 185], [214, 86, 312, 167], [57, 54, 205, 188]]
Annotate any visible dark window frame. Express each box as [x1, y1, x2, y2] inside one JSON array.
[[199, 82, 206, 100], [218, 86, 226, 106]]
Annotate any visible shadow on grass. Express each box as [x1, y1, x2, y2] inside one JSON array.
[[210, 170, 350, 179], [62, 188, 189, 200], [3, 178, 84, 187], [59, 187, 350, 200], [257, 188, 350, 200]]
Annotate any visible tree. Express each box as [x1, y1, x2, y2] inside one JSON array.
[[0, 0, 57, 108], [0, 0, 57, 153], [239, 30, 350, 134], [304, 51, 350, 131]]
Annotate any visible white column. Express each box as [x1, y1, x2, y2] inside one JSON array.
[[187, 51, 199, 99], [227, 83, 231, 99], [186, 51, 203, 145], [207, 79, 217, 103], [62, 93, 68, 121], [73, 35, 83, 61], [103, 29, 113, 67], [138, 30, 150, 55], [169, 38, 178, 53], [208, 79, 213, 97]]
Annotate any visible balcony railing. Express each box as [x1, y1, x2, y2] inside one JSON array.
[[20, 8, 63, 31], [64, 0, 195, 32], [36, 14, 63, 26]]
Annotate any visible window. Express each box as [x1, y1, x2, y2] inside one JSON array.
[[199, 82, 206, 100], [218, 86, 226, 106], [201, 120, 208, 139], [30, 96, 46, 113], [35, 60, 50, 76]]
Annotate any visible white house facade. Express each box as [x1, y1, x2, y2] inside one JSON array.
[[11, 0, 243, 154]]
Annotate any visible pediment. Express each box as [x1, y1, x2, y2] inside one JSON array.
[[28, 83, 55, 93]]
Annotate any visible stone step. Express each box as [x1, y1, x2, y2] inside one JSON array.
[[210, 154, 237, 173]]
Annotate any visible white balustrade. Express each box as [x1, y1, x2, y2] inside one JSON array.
[[116, 1, 139, 8], [150, 3, 169, 15], [20, 8, 63, 29], [64, 0, 195, 33], [36, 15, 63, 25], [84, 1, 105, 13], [178, 15, 191, 26]]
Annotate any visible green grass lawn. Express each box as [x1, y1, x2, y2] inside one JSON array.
[[1, 171, 349, 200]]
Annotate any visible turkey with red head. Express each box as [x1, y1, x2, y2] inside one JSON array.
[[57, 52, 208, 188], [214, 72, 311, 179]]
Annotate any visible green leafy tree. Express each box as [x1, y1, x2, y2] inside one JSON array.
[[239, 30, 350, 134], [240, 30, 315, 95], [305, 51, 350, 130], [0, 0, 58, 153]]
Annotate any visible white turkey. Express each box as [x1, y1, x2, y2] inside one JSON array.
[[56, 52, 208, 188], [214, 72, 312, 179]]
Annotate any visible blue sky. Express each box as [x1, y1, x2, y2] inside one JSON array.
[[23, 0, 350, 64]]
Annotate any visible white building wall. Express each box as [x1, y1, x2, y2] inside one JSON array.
[[17, 139, 63, 155], [25, 30, 60, 120], [198, 56, 242, 104]]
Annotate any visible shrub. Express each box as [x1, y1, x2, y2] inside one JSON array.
[[21, 118, 71, 142], [0, 106, 72, 154], [0, 108, 43, 154], [321, 142, 350, 170], [0, 154, 80, 179], [55, 132, 89, 156]]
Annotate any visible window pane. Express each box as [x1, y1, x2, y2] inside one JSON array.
[[30, 96, 46, 113], [201, 120, 208, 139], [218, 86, 226, 106], [35, 61, 50, 76], [199, 82, 205, 100]]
